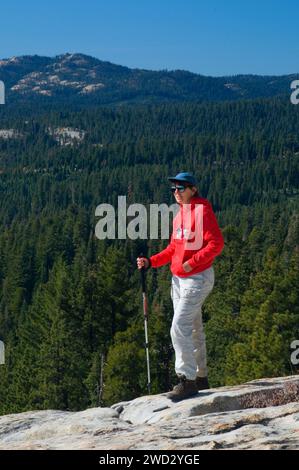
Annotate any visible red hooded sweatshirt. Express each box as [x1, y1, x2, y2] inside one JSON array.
[[150, 196, 224, 277]]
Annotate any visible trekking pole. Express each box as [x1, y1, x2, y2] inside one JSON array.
[[140, 255, 151, 394]]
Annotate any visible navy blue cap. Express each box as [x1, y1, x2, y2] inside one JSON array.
[[168, 172, 198, 186]]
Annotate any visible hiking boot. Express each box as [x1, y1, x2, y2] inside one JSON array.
[[196, 376, 210, 391], [166, 375, 198, 401]]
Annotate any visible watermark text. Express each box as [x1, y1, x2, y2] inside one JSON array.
[[95, 196, 204, 249], [0, 81, 5, 104], [0, 340, 5, 365], [290, 80, 299, 105], [291, 340, 299, 365]]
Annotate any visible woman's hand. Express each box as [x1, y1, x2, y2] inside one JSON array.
[[182, 261, 192, 272], [137, 257, 150, 270]]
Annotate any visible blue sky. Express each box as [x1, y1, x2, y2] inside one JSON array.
[[0, 0, 298, 76]]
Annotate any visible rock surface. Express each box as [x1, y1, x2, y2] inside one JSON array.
[[1, 375, 299, 450]]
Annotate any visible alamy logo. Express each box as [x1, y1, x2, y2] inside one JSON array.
[[290, 80, 299, 105], [95, 197, 204, 250], [291, 340, 299, 365], [0, 81, 5, 105], [0, 340, 4, 365]]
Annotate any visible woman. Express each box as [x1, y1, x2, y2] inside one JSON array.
[[137, 172, 224, 401]]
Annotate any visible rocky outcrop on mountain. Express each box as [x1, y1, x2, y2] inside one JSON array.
[[0, 375, 299, 450]]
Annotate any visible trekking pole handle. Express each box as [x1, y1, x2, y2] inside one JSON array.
[[139, 253, 147, 293], [141, 267, 146, 293]]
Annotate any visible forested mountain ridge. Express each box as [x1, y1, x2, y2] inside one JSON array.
[[0, 53, 298, 106], [0, 97, 298, 414]]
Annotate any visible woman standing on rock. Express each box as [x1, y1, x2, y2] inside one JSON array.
[[137, 172, 224, 401]]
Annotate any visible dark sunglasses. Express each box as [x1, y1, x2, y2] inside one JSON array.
[[171, 184, 191, 193]]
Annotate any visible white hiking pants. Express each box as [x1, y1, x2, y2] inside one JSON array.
[[170, 266, 215, 380]]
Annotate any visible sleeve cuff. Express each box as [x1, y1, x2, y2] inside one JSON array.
[[187, 257, 198, 269], [144, 256, 152, 269]]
